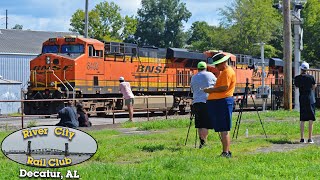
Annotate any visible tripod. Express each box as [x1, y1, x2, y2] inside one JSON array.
[[185, 105, 198, 148], [232, 79, 268, 139]]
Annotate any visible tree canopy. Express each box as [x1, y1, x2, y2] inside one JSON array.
[[302, 0, 320, 66], [69, 1, 137, 42], [12, 24, 23, 30], [68, 0, 320, 66], [135, 0, 191, 48]]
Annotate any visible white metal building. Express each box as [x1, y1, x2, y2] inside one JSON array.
[[0, 29, 76, 90], [0, 77, 22, 114]]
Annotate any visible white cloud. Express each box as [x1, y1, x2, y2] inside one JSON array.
[[8, 14, 70, 32]]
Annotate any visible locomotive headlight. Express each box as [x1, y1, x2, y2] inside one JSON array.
[[46, 56, 51, 64], [50, 82, 55, 87]]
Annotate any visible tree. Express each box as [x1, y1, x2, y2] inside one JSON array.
[[135, 0, 191, 48], [302, 0, 320, 67], [219, 0, 282, 56], [186, 21, 232, 52], [12, 24, 23, 30], [122, 15, 138, 43], [70, 1, 132, 42]]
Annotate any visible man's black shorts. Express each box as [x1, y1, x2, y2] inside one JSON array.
[[193, 102, 213, 129]]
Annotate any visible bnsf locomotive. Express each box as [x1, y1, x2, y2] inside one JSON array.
[[24, 36, 283, 115]]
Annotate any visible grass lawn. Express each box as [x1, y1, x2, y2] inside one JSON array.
[[1, 110, 320, 179]]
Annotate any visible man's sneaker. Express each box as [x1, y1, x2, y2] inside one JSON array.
[[220, 151, 232, 158], [199, 143, 206, 149], [307, 139, 314, 144], [199, 139, 206, 149], [300, 139, 306, 143]]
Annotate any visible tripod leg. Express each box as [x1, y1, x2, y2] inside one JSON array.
[[251, 95, 268, 138], [195, 128, 198, 148], [232, 109, 242, 139], [235, 109, 243, 139], [185, 120, 192, 145]]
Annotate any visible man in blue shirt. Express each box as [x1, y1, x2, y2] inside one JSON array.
[[56, 100, 79, 128], [190, 61, 216, 148]]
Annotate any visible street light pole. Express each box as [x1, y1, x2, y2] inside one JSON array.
[[260, 42, 266, 111], [292, 0, 305, 111], [84, 0, 89, 38]]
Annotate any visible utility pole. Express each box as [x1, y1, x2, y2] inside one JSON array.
[[84, 0, 89, 38], [6, 9, 8, 29], [283, 0, 292, 110]]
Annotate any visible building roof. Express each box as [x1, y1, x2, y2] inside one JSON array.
[[0, 29, 77, 55]]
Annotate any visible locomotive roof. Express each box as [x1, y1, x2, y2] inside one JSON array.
[[269, 58, 284, 67], [0, 29, 77, 55], [166, 48, 207, 61]]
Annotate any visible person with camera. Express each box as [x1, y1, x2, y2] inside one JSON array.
[[294, 61, 316, 144], [190, 61, 217, 148], [204, 53, 236, 158]]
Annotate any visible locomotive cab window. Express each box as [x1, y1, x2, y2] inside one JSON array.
[[88, 45, 103, 58], [42, 45, 59, 53], [61, 44, 84, 54]]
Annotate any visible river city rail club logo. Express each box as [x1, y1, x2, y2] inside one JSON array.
[[1, 126, 97, 168]]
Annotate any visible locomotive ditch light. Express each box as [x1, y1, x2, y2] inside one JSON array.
[[45, 56, 51, 64]]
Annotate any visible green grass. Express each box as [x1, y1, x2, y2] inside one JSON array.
[[1, 110, 320, 179]]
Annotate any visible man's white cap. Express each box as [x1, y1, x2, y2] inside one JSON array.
[[119, 76, 125, 81], [300, 61, 309, 70]]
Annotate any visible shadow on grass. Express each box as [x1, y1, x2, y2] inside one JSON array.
[[141, 144, 165, 152], [141, 144, 182, 152], [267, 139, 298, 144]]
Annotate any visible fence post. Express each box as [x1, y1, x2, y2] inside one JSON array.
[[112, 98, 115, 124], [21, 99, 24, 129], [164, 95, 167, 119], [147, 97, 149, 121]]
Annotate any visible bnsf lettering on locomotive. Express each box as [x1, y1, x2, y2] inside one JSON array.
[[52, 66, 61, 70], [63, 66, 71, 70], [136, 65, 168, 73], [87, 62, 99, 70], [33, 66, 66, 71]]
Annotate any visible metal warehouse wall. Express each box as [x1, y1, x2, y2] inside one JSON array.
[[0, 83, 22, 114], [0, 54, 36, 90]]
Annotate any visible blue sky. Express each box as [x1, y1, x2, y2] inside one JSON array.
[[0, 0, 232, 32]]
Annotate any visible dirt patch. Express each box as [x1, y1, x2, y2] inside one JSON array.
[[117, 128, 154, 135], [255, 135, 320, 153]]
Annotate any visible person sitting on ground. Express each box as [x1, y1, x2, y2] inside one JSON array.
[[76, 103, 92, 127], [56, 100, 79, 128]]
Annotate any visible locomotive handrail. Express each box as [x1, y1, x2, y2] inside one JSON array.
[[49, 69, 69, 98], [64, 70, 75, 99]]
